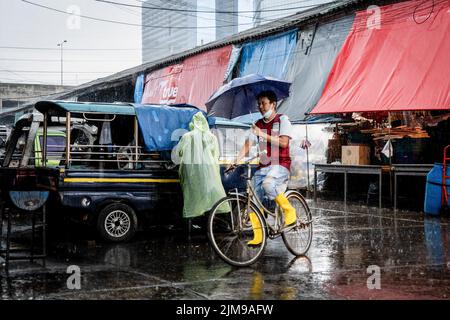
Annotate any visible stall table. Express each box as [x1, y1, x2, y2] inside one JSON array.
[[313, 163, 434, 210], [392, 164, 434, 210], [313, 164, 388, 209]]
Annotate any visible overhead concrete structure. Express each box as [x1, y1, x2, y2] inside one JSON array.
[[0, 82, 72, 111]]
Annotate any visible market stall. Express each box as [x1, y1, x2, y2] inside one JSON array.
[[309, 0, 450, 209]]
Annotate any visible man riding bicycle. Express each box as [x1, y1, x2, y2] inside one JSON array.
[[227, 90, 296, 246]]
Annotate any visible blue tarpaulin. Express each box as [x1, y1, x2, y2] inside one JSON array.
[[135, 104, 214, 152], [134, 74, 145, 104], [239, 30, 297, 80]]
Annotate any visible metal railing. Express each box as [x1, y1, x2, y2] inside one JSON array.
[[35, 143, 172, 169]]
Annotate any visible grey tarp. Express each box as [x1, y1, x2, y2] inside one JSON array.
[[278, 14, 355, 122], [223, 45, 242, 83]]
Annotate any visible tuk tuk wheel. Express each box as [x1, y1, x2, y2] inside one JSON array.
[[97, 203, 138, 242]]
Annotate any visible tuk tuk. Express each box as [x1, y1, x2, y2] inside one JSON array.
[[1, 100, 253, 242]]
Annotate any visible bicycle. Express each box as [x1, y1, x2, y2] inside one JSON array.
[[207, 154, 313, 267]]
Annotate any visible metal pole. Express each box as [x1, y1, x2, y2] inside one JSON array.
[[314, 168, 317, 202], [42, 203, 47, 264], [344, 170, 348, 207], [394, 172, 397, 211], [388, 112, 393, 204], [388, 112, 392, 164], [134, 117, 139, 169], [57, 40, 67, 86], [66, 111, 71, 168], [305, 124, 310, 194], [42, 112, 48, 167], [6, 205, 11, 272], [379, 170, 382, 209], [60, 44, 63, 85]]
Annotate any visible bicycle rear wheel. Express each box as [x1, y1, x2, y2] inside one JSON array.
[[207, 196, 266, 267], [281, 191, 313, 256]]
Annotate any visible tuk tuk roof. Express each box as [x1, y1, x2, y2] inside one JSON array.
[[34, 101, 252, 129], [35, 101, 136, 116]]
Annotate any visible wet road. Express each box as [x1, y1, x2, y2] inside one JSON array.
[[1, 200, 449, 300]]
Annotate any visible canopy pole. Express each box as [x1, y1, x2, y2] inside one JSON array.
[[306, 124, 310, 194], [388, 111, 393, 204], [388, 112, 392, 164], [66, 111, 71, 168], [134, 117, 139, 169], [42, 112, 48, 167]]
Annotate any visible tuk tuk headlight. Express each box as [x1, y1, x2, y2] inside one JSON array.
[[81, 197, 91, 207]]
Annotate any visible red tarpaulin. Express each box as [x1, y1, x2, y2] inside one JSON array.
[[141, 46, 233, 111], [311, 0, 450, 114], [142, 64, 183, 105]]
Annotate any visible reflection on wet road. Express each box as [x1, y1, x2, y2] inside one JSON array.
[[1, 200, 449, 300]]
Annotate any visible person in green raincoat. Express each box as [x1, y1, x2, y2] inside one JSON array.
[[175, 112, 227, 218]]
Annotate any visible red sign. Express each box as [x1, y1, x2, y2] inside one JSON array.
[[142, 46, 232, 111], [142, 64, 183, 105]]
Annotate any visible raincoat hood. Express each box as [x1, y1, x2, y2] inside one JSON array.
[[189, 112, 209, 132]]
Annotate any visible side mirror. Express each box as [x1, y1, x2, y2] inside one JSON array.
[[0, 137, 5, 148]]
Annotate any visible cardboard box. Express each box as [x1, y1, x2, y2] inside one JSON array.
[[341, 145, 370, 165]]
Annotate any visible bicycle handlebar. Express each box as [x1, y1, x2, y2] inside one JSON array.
[[224, 151, 267, 174]]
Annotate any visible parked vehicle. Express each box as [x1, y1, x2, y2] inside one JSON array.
[[0, 125, 11, 163], [0, 100, 253, 242]]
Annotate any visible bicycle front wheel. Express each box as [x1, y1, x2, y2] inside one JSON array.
[[282, 191, 313, 256], [207, 196, 266, 267]]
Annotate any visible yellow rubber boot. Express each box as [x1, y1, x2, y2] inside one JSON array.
[[275, 193, 297, 227], [247, 212, 263, 246]]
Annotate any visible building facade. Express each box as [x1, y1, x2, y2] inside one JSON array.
[[253, 0, 332, 26], [215, 0, 239, 40], [142, 0, 198, 63]]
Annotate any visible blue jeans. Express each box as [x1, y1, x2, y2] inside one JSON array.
[[252, 165, 290, 207]]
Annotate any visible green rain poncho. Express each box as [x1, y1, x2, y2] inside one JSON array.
[[176, 112, 227, 218]]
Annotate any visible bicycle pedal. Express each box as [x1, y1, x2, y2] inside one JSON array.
[[281, 224, 296, 232]]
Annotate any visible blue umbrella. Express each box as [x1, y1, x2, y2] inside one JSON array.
[[205, 74, 291, 119]]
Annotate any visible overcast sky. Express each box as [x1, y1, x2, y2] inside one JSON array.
[[0, 0, 253, 87]]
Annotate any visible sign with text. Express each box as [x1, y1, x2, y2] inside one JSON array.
[[142, 46, 233, 110]]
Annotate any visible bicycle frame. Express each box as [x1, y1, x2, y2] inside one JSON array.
[[228, 161, 286, 239]]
